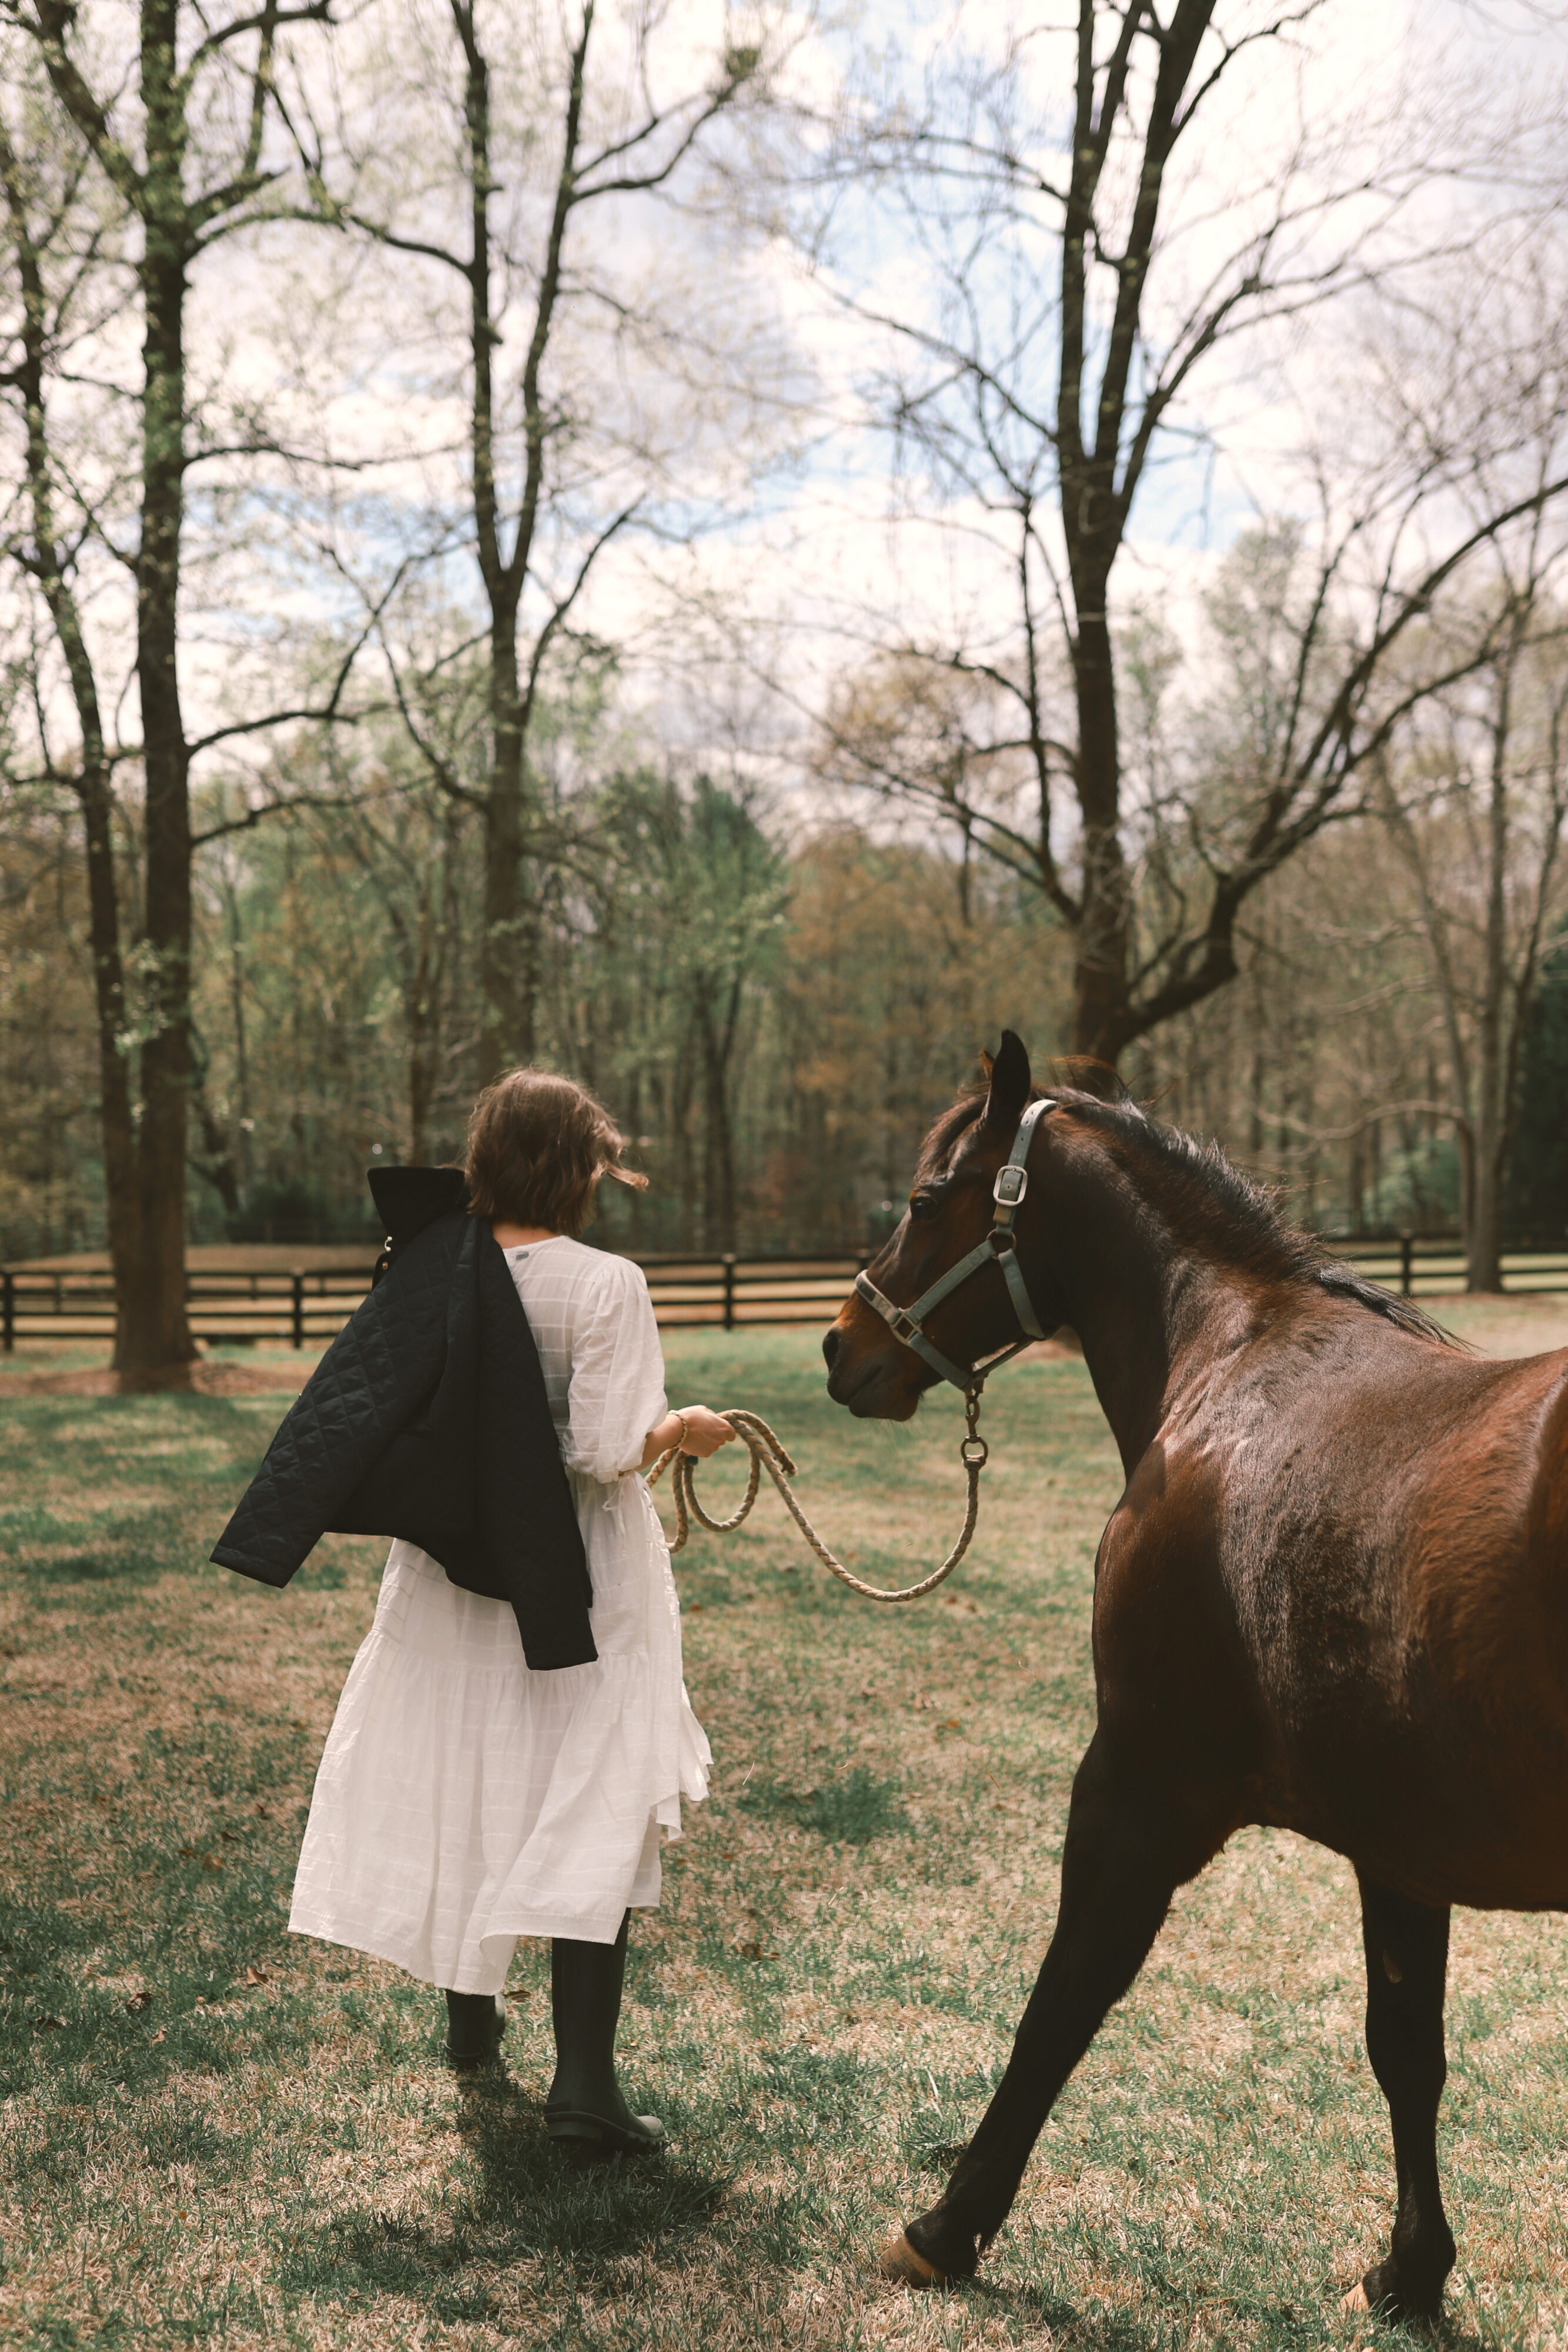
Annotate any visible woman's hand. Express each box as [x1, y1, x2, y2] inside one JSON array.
[[673, 1406, 737, 1458], [640, 1405, 737, 1469]]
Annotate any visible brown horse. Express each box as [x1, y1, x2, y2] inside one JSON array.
[[823, 1032, 1568, 2320]]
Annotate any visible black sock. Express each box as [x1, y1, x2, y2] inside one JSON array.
[[444, 1987, 502, 2062]]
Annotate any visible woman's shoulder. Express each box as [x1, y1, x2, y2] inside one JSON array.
[[545, 1238, 649, 1297]]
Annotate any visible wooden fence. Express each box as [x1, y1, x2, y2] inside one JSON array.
[[1325, 1239, 1568, 1299], [0, 1252, 874, 1351], [5, 1236, 1567, 1353]]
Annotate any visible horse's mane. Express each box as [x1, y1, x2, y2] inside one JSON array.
[[931, 1065, 1461, 1349]]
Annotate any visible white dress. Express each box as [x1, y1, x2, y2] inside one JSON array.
[[288, 1236, 711, 1994]]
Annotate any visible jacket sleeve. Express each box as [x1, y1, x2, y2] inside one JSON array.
[[210, 1218, 460, 1585]]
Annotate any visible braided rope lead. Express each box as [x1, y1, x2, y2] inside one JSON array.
[[647, 1391, 989, 1605]]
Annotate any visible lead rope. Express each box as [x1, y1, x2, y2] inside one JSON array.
[[646, 1391, 989, 1605]]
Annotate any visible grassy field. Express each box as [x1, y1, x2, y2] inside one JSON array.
[[2, 1312, 1567, 2350]]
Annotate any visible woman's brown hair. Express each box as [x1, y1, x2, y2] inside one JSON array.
[[464, 1068, 647, 1237]]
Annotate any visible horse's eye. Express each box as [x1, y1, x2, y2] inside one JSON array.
[[909, 1192, 938, 1221]]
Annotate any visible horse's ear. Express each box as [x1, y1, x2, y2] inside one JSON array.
[[982, 1031, 1031, 1131]]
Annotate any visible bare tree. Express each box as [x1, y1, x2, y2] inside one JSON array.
[[1365, 262, 1568, 1289], [805, 0, 1568, 1064], [0, 91, 134, 1315], [308, 0, 780, 1078], [1376, 586, 1568, 1286], [0, 3, 350, 1379], [323, 753, 477, 1164]]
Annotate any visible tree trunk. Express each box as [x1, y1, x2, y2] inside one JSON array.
[[1467, 1132, 1504, 1292], [459, 0, 576, 1085], [190, 1053, 242, 1218], [222, 874, 254, 1196], [1067, 592, 1133, 1061], [697, 991, 738, 1253], [408, 885, 437, 1161], [669, 1040, 696, 1250], [1467, 653, 1515, 1293], [118, 114, 196, 1379], [478, 618, 534, 1078], [622, 1066, 644, 1251], [1, 123, 144, 1358], [79, 761, 142, 1315], [16, 0, 337, 1376]]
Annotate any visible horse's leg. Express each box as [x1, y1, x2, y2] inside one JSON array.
[[1346, 1873, 1456, 2322], [887, 1735, 1188, 2284]]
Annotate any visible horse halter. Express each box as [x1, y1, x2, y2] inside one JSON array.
[[854, 1096, 1056, 1393]]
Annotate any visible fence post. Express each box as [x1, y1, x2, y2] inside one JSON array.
[[722, 1255, 736, 1332], [291, 1272, 305, 1349], [2, 1271, 12, 1354], [1399, 1234, 1413, 1298]]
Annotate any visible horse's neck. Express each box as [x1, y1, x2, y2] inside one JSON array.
[[1051, 1166, 1231, 1478]]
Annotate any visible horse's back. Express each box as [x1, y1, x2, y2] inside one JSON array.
[[1101, 1309, 1568, 1910]]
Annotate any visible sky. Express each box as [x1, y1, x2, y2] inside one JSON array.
[[558, 0, 1568, 774], [7, 0, 1566, 794]]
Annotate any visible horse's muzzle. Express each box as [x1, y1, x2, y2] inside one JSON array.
[[822, 1311, 924, 1419]]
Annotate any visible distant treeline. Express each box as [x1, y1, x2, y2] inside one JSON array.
[[9, 750, 1568, 1265], [0, 763, 1064, 1260]]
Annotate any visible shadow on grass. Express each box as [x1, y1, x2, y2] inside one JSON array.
[[278, 2070, 734, 2305], [964, 2270, 1477, 2352], [965, 2233, 1541, 2352], [740, 1764, 909, 1845], [3, 1501, 172, 1593], [460, 2073, 733, 2263]]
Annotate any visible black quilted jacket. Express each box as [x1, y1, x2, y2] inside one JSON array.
[[210, 1168, 595, 1670]]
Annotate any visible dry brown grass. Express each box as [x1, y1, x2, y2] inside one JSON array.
[[2, 1315, 1566, 2348]]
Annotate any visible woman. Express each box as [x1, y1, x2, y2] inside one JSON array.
[[287, 1069, 734, 2151]]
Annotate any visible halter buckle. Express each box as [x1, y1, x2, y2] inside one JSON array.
[[993, 1164, 1028, 1207]]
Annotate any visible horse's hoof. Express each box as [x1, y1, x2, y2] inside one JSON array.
[[880, 2231, 947, 2289], [1343, 2259, 1447, 2326]]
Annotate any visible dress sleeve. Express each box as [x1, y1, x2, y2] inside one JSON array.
[[561, 1257, 669, 1484]]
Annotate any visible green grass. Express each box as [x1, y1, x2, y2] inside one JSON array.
[[2, 1323, 1567, 2348]]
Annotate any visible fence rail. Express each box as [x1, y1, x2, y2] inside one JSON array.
[[1327, 1238, 1568, 1299], [0, 1251, 875, 1351], [3, 1235, 1564, 1354]]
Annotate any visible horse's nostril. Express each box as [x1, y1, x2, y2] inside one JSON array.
[[822, 1326, 842, 1372]]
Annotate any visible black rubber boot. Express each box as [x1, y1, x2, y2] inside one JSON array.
[[444, 1987, 507, 2071], [544, 1912, 664, 2153]]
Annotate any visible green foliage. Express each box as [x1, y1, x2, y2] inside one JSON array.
[[226, 1179, 375, 1245], [1372, 1137, 1463, 1231], [557, 770, 787, 1254], [0, 806, 103, 1259], [171, 754, 1070, 1256]]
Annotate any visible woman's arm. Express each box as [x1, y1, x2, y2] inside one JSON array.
[[640, 1405, 737, 1471]]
